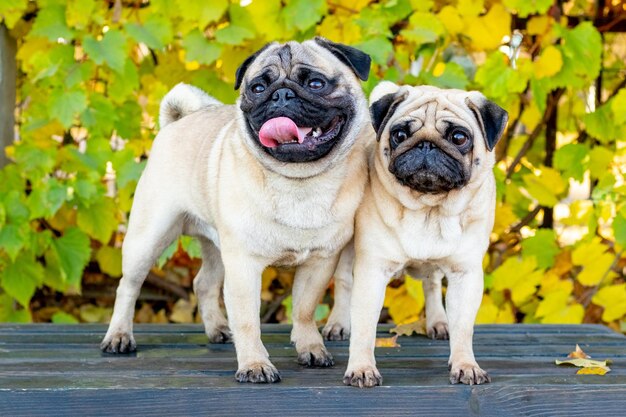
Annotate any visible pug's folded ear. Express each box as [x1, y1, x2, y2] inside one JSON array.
[[465, 94, 509, 152], [234, 43, 273, 90], [314, 37, 371, 81], [369, 82, 407, 141]]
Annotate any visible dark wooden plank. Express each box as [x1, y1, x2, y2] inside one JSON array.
[[1, 324, 624, 416], [1, 385, 626, 417]]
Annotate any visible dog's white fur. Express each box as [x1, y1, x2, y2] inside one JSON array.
[[344, 83, 505, 387]]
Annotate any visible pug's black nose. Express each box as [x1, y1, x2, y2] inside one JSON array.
[[416, 141, 435, 151], [272, 88, 296, 106]]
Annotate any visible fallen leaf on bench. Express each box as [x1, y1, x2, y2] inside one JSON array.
[[555, 348, 611, 375], [567, 344, 591, 359], [375, 335, 400, 348], [576, 366, 609, 375], [390, 319, 426, 337]]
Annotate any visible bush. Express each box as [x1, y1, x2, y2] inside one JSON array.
[[0, 0, 625, 331]]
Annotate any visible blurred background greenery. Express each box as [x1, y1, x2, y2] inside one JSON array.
[[0, 0, 625, 332]]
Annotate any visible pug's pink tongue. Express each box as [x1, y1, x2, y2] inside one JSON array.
[[258, 117, 312, 148]]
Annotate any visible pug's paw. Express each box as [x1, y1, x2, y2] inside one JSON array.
[[206, 325, 232, 344], [322, 321, 350, 341], [449, 362, 490, 385], [427, 321, 449, 340], [297, 344, 335, 367], [100, 331, 137, 354], [343, 365, 383, 388], [235, 362, 281, 383]]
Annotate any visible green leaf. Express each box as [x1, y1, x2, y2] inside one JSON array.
[[281, 0, 327, 32], [175, 0, 228, 29], [521, 229, 559, 269], [0, 0, 28, 29], [80, 93, 117, 137], [613, 213, 626, 248], [584, 103, 626, 144], [29, 4, 74, 41], [77, 197, 117, 244], [421, 61, 469, 89], [83, 29, 127, 73], [475, 52, 528, 102], [214, 24, 255, 45], [125, 14, 173, 50], [503, 0, 553, 18], [1, 251, 44, 307], [522, 167, 566, 207], [356, 37, 393, 66], [402, 12, 445, 45], [108, 59, 139, 102], [611, 89, 626, 125], [554, 143, 588, 182], [3, 190, 30, 224], [51, 311, 79, 324], [96, 245, 122, 277], [27, 179, 67, 219], [183, 30, 223, 65], [0, 224, 26, 261], [50, 227, 91, 289], [557, 22, 602, 81], [589, 146, 614, 180], [49, 89, 88, 128]]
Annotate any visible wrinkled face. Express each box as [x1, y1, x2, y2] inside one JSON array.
[[370, 84, 508, 194], [386, 102, 474, 193], [237, 39, 370, 163]]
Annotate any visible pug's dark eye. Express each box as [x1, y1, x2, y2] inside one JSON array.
[[451, 131, 469, 147], [391, 130, 408, 148], [308, 79, 325, 90], [251, 84, 265, 94]]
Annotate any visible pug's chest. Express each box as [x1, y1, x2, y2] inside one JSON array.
[[395, 211, 467, 261]]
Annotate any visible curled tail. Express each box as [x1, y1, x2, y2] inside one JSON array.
[[159, 83, 222, 128]]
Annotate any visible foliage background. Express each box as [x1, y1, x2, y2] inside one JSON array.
[[1, 0, 625, 332]]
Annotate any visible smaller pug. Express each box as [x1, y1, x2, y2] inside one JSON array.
[[344, 82, 508, 387]]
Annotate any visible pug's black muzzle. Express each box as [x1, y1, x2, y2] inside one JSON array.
[[242, 86, 353, 163], [390, 141, 469, 193]]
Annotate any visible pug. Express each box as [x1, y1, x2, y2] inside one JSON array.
[[100, 38, 372, 384], [344, 82, 508, 387]]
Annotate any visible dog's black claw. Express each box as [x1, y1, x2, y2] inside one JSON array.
[[297, 347, 334, 367], [235, 363, 281, 383]]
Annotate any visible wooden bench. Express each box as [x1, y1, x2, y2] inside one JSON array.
[[1, 323, 625, 416]]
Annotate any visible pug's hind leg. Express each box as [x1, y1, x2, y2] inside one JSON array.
[[323, 243, 354, 341], [291, 255, 340, 367], [445, 266, 490, 385], [101, 208, 182, 354], [423, 271, 448, 340], [194, 238, 231, 344]]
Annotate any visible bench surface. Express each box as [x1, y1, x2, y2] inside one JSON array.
[[1, 323, 625, 416]]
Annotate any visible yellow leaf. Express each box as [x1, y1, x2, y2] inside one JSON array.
[[457, 0, 484, 17], [592, 284, 626, 321], [539, 272, 573, 297], [535, 289, 569, 319], [317, 14, 362, 44], [492, 257, 542, 306], [438, 6, 464, 34], [466, 4, 511, 50], [568, 344, 591, 359], [391, 319, 427, 336], [520, 102, 542, 131], [405, 277, 425, 313], [576, 367, 609, 375], [527, 15, 552, 35], [493, 203, 518, 235], [496, 302, 516, 324], [476, 295, 499, 324], [555, 357, 610, 373], [572, 239, 615, 286], [432, 62, 446, 77], [541, 303, 584, 324], [534, 46, 563, 79], [375, 335, 400, 348]]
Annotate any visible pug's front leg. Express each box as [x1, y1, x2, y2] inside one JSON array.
[[445, 265, 490, 385], [221, 250, 279, 383], [291, 254, 340, 367], [344, 258, 392, 388]]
